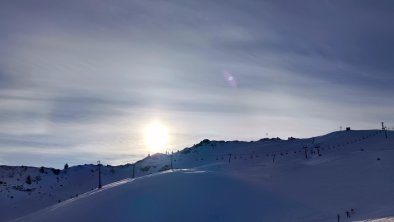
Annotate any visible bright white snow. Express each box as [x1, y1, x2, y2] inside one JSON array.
[[2, 130, 394, 222]]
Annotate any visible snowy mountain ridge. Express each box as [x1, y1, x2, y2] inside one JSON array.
[[2, 129, 394, 222]]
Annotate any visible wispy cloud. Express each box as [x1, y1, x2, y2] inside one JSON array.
[[0, 0, 393, 167]]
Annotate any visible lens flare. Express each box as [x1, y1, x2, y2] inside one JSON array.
[[223, 70, 237, 88]]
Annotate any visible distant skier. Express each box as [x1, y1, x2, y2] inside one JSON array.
[[337, 213, 340, 222], [346, 211, 350, 218]]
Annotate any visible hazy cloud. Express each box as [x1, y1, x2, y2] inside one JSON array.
[[1, 0, 394, 167]]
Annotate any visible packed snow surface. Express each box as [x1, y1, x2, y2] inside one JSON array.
[[2, 130, 394, 222]]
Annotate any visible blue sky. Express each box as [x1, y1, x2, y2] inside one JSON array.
[[1, 0, 394, 168]]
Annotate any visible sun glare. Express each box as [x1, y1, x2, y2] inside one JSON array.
[[144, 122, 169, 153]]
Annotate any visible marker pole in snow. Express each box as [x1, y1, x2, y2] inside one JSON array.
[[382, 122, 388, 139], [170, 151, 173, 170], [272, 154, 276, 163], [228, 153, 232, 163], [132, 163, 135, 178], [303, 146, 308, 159], [97, 160, 102, 189]]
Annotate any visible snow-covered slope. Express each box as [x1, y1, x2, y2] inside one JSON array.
[[0, 164, 135, 221], [3, 130, 394, 222]]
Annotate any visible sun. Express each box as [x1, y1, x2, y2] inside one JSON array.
[[144, 122, 169, 153]]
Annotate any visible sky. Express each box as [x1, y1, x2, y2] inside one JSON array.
[[1, 0, 394, 168]]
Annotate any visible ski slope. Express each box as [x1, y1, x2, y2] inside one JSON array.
[[3, 129, 394, 222], [0, 164, 136, 221]]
